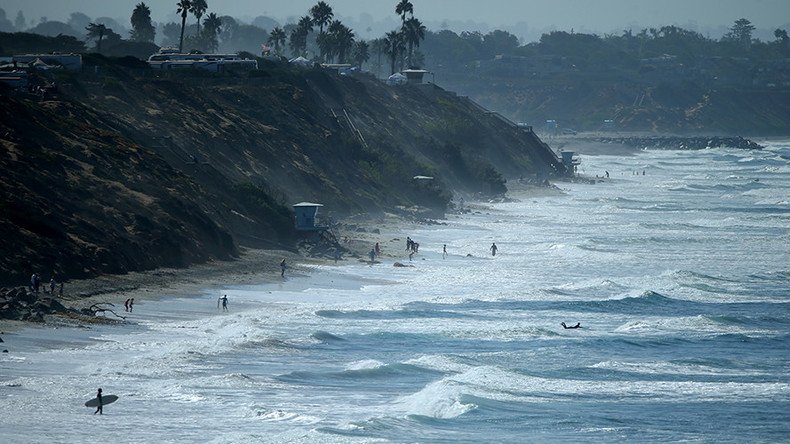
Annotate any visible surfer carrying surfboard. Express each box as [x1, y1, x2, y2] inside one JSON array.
[[94, 388, 103, 415]]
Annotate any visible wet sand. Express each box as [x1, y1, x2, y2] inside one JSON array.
[[0, 184, 554, 332]]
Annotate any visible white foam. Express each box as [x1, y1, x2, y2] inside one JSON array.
[[345, 359, 385, 371]]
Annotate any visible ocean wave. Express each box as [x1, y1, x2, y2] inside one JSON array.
[[276, 361, 436, 384], [589, 360, 767, 377], [668, 181, 768, 193], [613, 314, 778, 336], [310, 330, 346, 342], [748, 270, 790, 282], [568, 291, 684, 313], [396, 364, 790, 415], [403, 354, 474, 373], [254, 408, 322, 424], [315, 308, 473, 320]]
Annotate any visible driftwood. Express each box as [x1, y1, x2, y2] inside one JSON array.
[[85, 302, 126, 320]]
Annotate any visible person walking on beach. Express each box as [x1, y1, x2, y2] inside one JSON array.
[[124, 298, 130, 312], [129, 298, 134, 313], [374, 242, 381, 257], [94, 388, 103, 415], [31, 273, 41, 293], [219, 295, 228, 312], [368, 248, 376, 262], [280, 259, 287, 277], [490, 242, 498, 257], [442, 244, 447, 259]]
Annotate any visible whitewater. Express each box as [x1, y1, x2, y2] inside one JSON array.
[[2, 141, 789, 443]]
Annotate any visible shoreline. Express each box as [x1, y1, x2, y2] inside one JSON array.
[[0, 183, 556, 334]]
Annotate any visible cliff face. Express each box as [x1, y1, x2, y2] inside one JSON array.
[[0, 58, 562, 284]]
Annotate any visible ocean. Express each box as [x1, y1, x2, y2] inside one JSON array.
[[2, 141, 789, 443]]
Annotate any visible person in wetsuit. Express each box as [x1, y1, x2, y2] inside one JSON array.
[[94, 388, 103, 415]]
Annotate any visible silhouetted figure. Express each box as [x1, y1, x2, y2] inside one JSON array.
[[124, 298, 131, 312], [442, 244, 447, 259], [490, 243, 498, 257], [280, 259, 287, 277], [561, 322, 581, 329], [129, 298, 134, 313], [94, 388, 103, 415], [31, 273, 41, 293], [219, 295, 228, 312]]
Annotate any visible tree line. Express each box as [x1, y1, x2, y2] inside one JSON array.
[[3, 2, 787, 78]]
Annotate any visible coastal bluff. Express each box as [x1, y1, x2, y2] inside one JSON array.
[[0, 56, 563, 284]]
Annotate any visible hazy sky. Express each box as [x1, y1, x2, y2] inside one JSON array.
[[3, 0, 789, 41]]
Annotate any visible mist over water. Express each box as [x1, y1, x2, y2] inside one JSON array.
[[2, 142, 789, 442]]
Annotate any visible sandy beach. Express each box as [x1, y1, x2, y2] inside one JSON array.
[[0, 214, 418, 332], [0, 183, 557, 334]]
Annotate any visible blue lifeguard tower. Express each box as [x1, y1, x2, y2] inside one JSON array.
[[292, 202, 324, 231]]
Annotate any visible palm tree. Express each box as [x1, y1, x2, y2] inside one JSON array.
[[268, 27, 287, 55], [384, 30, 404, 75], [311, 1, 333, 61], [130, 2, 155, 42], [176, 0, 192, 52], [328, 21, 354, 63], [85, 22, 108, 53], [202, 12, 221, 52], [297, 15, 313, 34], [395, 0, 413, 24], [190, 0, 207, 36], [370, 37, 386, 77], [403, 17, 426, 67], [289, 29, 307, 57], [351, 40, 369, 68], [316, 32, 334, 62], [310, 1, 333, 35]]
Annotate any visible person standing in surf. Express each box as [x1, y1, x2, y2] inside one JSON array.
[[94, 388, 103, 415], [280, 259, 287, 277], [219, 295, 228, 312], [443, 244, 447, 259], [490, 242, 498, 256]]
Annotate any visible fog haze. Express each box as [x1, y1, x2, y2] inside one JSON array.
[[3, 0, 789, 41]]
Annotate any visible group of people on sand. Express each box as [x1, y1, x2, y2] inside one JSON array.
[[30, 272, 63, 296], [367, 242, 381, 262]]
